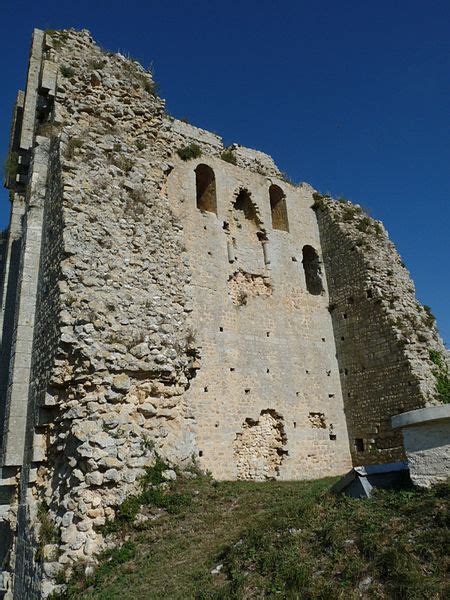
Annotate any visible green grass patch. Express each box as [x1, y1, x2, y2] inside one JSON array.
[[56, 475, 449, 600], [220, 148, 237, 165], [177, 143, 202, 161], [60, 65, 76, 78], [429, 349, 450, 404]]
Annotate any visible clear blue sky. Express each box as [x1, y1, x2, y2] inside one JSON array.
[[1, 0, 449, 344]]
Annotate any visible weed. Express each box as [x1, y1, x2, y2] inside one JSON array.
[[36, 121, 60, 137], [45, 29, 69, 49], [64, 294, 77, 306], [64, 137, 83, 159], [177, 143, 202, 161], [423, 305, 436, 327], [102, 457, 191, 534], [4, 151, 19, 182], [88, 59, 106, 70], [236, 289, 248, 306], [135, 139, 146, 151], [312, 192, 329, 210], [185, 327, 197, 347], [280, 172, 297, 186], [141, 436, 155, 452], [60, 65, 76, 78], [356, 216, 372, 232], [429, 349, 450, 403], [221, 148, 237, 165], [36, 503, 58, 559], [111, 154, 134, 173]]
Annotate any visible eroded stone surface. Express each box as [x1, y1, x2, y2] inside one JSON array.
[[0, 28, 447, 599]]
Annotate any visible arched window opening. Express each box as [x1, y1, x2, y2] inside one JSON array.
[[233, 188, 258, 228], [269, 185, 289, 231], [195, 164, 217, 214], [302, 245, 324, 295]]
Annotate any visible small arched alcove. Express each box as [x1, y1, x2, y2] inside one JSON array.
[[233, 188, 259, 229], [195, 164, 217, 214], [269, 185, 289, 232], [302, 245, 324, 295]]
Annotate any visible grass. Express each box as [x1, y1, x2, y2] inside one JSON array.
[[221, 148, 237, 165], [56, 475, 449, 599], [60, 65, 76, 78], [4, 150, 19, 182], [64, 137, 84, 159], [429, 349, 450, 404], [177, 143, 202, 161]]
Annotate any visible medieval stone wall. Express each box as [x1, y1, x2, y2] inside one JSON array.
[[168, 153, 352, 481], [0, 27, 446, 599], [315, 196, 445, 464]]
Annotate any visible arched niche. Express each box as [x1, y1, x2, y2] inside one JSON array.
[[302, 245, 324, 295], [195, 164, 217, 214], [269, 184, 289, 232]]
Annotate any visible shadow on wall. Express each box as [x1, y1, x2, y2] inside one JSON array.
[[302, 245, 324, 295]]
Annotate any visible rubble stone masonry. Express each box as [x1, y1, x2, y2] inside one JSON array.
[[0, 29, 446, 598]]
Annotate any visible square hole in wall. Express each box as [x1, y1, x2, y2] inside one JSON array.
[[343, 313, 348, 319], [204, 386, 208, 392], [266, 368, 270, 373], [329, 433, 337, 441], [266, 332, 270, 337], [244, 388, 250, 394], [230, 367, 235, 372], [199, 450, 203, 457], [219, 327, 223, 332], [291, 256, 297, 262], [293, 421, 297, 429], [354, 438, 365, 452], [328, 393, 335, 398]]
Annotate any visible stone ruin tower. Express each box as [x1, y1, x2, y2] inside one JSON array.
[[0, 29, 447, 598]]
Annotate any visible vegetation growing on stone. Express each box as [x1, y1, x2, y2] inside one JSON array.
[[429, 349, 450, 404], [3, 150, 19, 182], [220, 147, 237, 165], [102, 457, 191, 534], [176, 143, 202, 161], [64, 137, 83, 159], [36, 502, 59, 559], [57, 476, 449, 599], [60, 65, 76, 78]]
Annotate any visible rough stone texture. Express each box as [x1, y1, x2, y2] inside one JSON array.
[[0, 28, 446, 599], [401, 421, 450, 487], [234, 409, 287, 480], [314, 196, 446, 465]]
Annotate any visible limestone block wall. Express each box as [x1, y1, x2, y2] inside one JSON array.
[[315, 196, 447, 465], [168, 156, 352, 480]]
